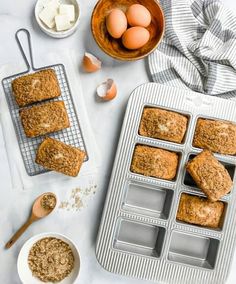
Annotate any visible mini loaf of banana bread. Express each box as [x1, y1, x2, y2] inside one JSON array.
[[177, 193, 224, 228], [193, 118, 236, 155], [12, 69, 61, 107], [20, 101, 70, 138], [131, 145, 179, 180], [139, 108, 188, 143], [186, 150, 233, 201], [36, 137, 86, 177]]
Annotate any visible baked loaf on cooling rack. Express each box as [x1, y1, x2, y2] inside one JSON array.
[[36, 137, 86, 177], [12, 69, 61, 107], [20, 101, 70, 138]]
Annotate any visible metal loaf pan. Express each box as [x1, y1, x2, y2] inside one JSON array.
[[96, 83, 236, 284]]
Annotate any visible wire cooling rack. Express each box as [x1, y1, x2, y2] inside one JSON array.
[[1, 29, 88, 176]]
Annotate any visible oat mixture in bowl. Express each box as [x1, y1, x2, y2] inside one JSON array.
[[17, 233, 80, 284], [28, 237, 74, 282]]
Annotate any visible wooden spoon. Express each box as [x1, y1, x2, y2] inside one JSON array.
[[5, 192, 57, 249]]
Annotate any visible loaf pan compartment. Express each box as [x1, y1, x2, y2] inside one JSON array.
[[130, 144, 182, 183], [168, 231, 220, 269], [183, 153, 235, 193], [114, 219, 166, 258], [123, 182, 174, 219], [176, 192, 227, 231], [191, 116, 236, 157], [138, 105, 191, 145]]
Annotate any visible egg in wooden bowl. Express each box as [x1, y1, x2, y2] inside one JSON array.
[[91, 0, 165, 61]]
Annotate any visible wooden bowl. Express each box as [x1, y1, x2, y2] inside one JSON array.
[[91, 0, 165, 61]]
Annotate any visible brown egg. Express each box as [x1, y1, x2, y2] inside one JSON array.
[[106, 8, 127, 39], [122, 27, 150, 50], [126, 4, 151, 28]]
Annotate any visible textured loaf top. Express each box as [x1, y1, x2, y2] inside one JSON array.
[[186, 150, 233, 201], [139, 107, 188, 143], [20, 101, 70, 138], [193, 118, 236, 155], [131, 145, 179, 180], [177, 193, 224, 228], [12, 69, 61, 107], [36, 137, 86, 177]]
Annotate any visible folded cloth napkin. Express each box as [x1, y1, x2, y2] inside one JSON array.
[[149, 0, 236, 99]]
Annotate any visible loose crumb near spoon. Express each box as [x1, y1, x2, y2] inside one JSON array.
[[5, 192, 57, 249]]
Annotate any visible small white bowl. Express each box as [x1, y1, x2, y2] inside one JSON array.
[[35, 0, 80, 38], [17, 232, 80, 284]]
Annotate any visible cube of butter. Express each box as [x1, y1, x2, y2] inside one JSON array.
[[43, 0, 60, 9], [39, 0, 59, 29], [55, 14, 72, 31], [59, 4, 75, 22]]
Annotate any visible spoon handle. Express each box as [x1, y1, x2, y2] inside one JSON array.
[[5, 217, 34, 249]]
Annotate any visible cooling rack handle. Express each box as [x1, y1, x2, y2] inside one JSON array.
[[15, 29, 35, 71]]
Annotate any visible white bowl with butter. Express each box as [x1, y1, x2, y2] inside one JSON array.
[[35, 0, 80, 38]]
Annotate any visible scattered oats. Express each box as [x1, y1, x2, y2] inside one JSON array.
[[59, 201, 69, 209], [84, 187, 91, 196], [59, 184, 97, 212], [74, 196, 83, 210]]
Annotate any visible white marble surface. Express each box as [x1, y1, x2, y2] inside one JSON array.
[[0, 0, 236, 283]]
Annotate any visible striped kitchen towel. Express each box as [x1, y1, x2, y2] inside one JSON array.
[[148, 0, 236, 99]]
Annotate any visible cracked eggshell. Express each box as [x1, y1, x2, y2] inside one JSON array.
[[82, 52, 102, 73], [96, 79, 117, 101]]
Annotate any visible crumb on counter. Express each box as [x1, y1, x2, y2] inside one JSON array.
[[59, 185, 97, 211]]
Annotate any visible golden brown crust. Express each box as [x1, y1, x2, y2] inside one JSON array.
[[186, 150, 233, 201], [139, 108, 188, 143], [177, 193, 224, 228], [12, 69, 61, 107], [20, 101, 70, 138], [36, 137, 85, 177], [193, 118, 236, 155], [131, 145, 178, 180]]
